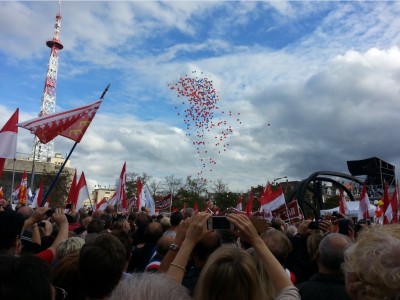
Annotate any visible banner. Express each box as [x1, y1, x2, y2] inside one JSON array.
[[156, 194, 172, 211], [271, 200, 304, 223]]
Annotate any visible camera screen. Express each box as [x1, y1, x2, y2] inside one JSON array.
[[211, 217, 231, 229]]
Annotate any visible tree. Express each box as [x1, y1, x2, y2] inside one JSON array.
[[125, 172, 151, 199], [40, 169, 72, 207], [211, 179, 229, 194], [164, 175, 183, 197], [148, 180, 162, 197]]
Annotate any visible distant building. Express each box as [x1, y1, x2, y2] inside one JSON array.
[[90, 186, 116, 207], [1, 152, 74, 199]]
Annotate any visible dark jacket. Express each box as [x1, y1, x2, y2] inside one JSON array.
[[296, 273, 351, 300]]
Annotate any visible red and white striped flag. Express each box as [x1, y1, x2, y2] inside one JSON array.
[[17, 100, 102, 144], [96, 197, 108, 211], [383, 184, 391, 224], [74, 171, 90, 210], [66, 169, 77, 207], [0, 109, 18, 178], [358, 183, 370, 220]]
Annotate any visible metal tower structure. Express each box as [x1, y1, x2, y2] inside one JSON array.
[[33, 1, 64, 161]]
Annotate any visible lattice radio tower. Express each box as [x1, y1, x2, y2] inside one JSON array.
[[33, 1, 64, 161]]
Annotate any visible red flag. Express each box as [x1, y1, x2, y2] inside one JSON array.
[[17, 100, 102, 144], [0, 109, 19, 178], [18, 170, 28, 205], [358, 183, 370, 220], [136, 178, 143, 210], [246, 191, 254, 216], [339, 189, 349, 215], [383, 184, 391, 224], [115, 162, 127, 210], [391, 185, 398, 223], [67, 169, 77, 205], [194, 201, 198, 213], [74, 172, 90, 210]]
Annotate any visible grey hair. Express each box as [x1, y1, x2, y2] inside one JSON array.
[[56, 237, 85, 260], [109, 273, 191, 300]]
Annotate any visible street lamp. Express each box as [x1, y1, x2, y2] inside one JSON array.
[[273, 176, 288, 184]]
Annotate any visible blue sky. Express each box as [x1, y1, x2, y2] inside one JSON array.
[[1, 1, 400, 193]]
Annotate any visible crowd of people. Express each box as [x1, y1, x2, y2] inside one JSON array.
[[0, 199, 399, 300]]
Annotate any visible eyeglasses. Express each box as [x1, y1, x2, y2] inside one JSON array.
[[54, 286, 68, 300]]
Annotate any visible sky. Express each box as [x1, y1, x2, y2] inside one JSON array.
[[1, 1, 400, 194]]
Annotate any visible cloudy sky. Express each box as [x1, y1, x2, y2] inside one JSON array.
[[1, 1, 399, 193]]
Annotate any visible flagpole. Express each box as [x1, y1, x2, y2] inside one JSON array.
[[30, 139, 38, 190], [40, 84, 110, 207], [10, 158, 16, 199]]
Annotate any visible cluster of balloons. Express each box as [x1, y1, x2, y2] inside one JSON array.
[[168, 71, 241, 182]]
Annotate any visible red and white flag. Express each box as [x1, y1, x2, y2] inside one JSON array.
[[17, 100, 102, 144], [74, 171, 90, 211], [136, 178, 144, 210], [66, 169, 77, 206], [114, 162, 127, 211], [358, 183, 370, 220], [0, 108, 18, 178], [96, 197, 108, 211], [246, 191, 254, 216], [390, 185, 398, 223], [339, 189, 349, 215], [260, 185, 286, 213], [383, 184, 391, 224], [30, 181, 43, 209], [18, 170, 28, 205], [236, 195, 243, 211]]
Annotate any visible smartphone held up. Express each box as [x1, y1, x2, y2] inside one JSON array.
[[207, 216, 234, 230]]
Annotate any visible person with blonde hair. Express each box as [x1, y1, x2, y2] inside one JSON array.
[[56, 236, 85, 261], [166, 212, 300, 300], [343, 224, 400, 300]]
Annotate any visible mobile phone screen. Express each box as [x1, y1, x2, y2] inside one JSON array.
[[208, 216, 232, 230]]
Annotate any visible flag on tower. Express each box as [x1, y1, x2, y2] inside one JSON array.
[[0, 109, 19, 179], [74, 172, 90, 211], [17, 100, 102, 144], [358, 183, 370, 220]]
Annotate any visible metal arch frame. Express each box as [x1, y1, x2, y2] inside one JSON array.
[[287, 171, 365, 219]]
